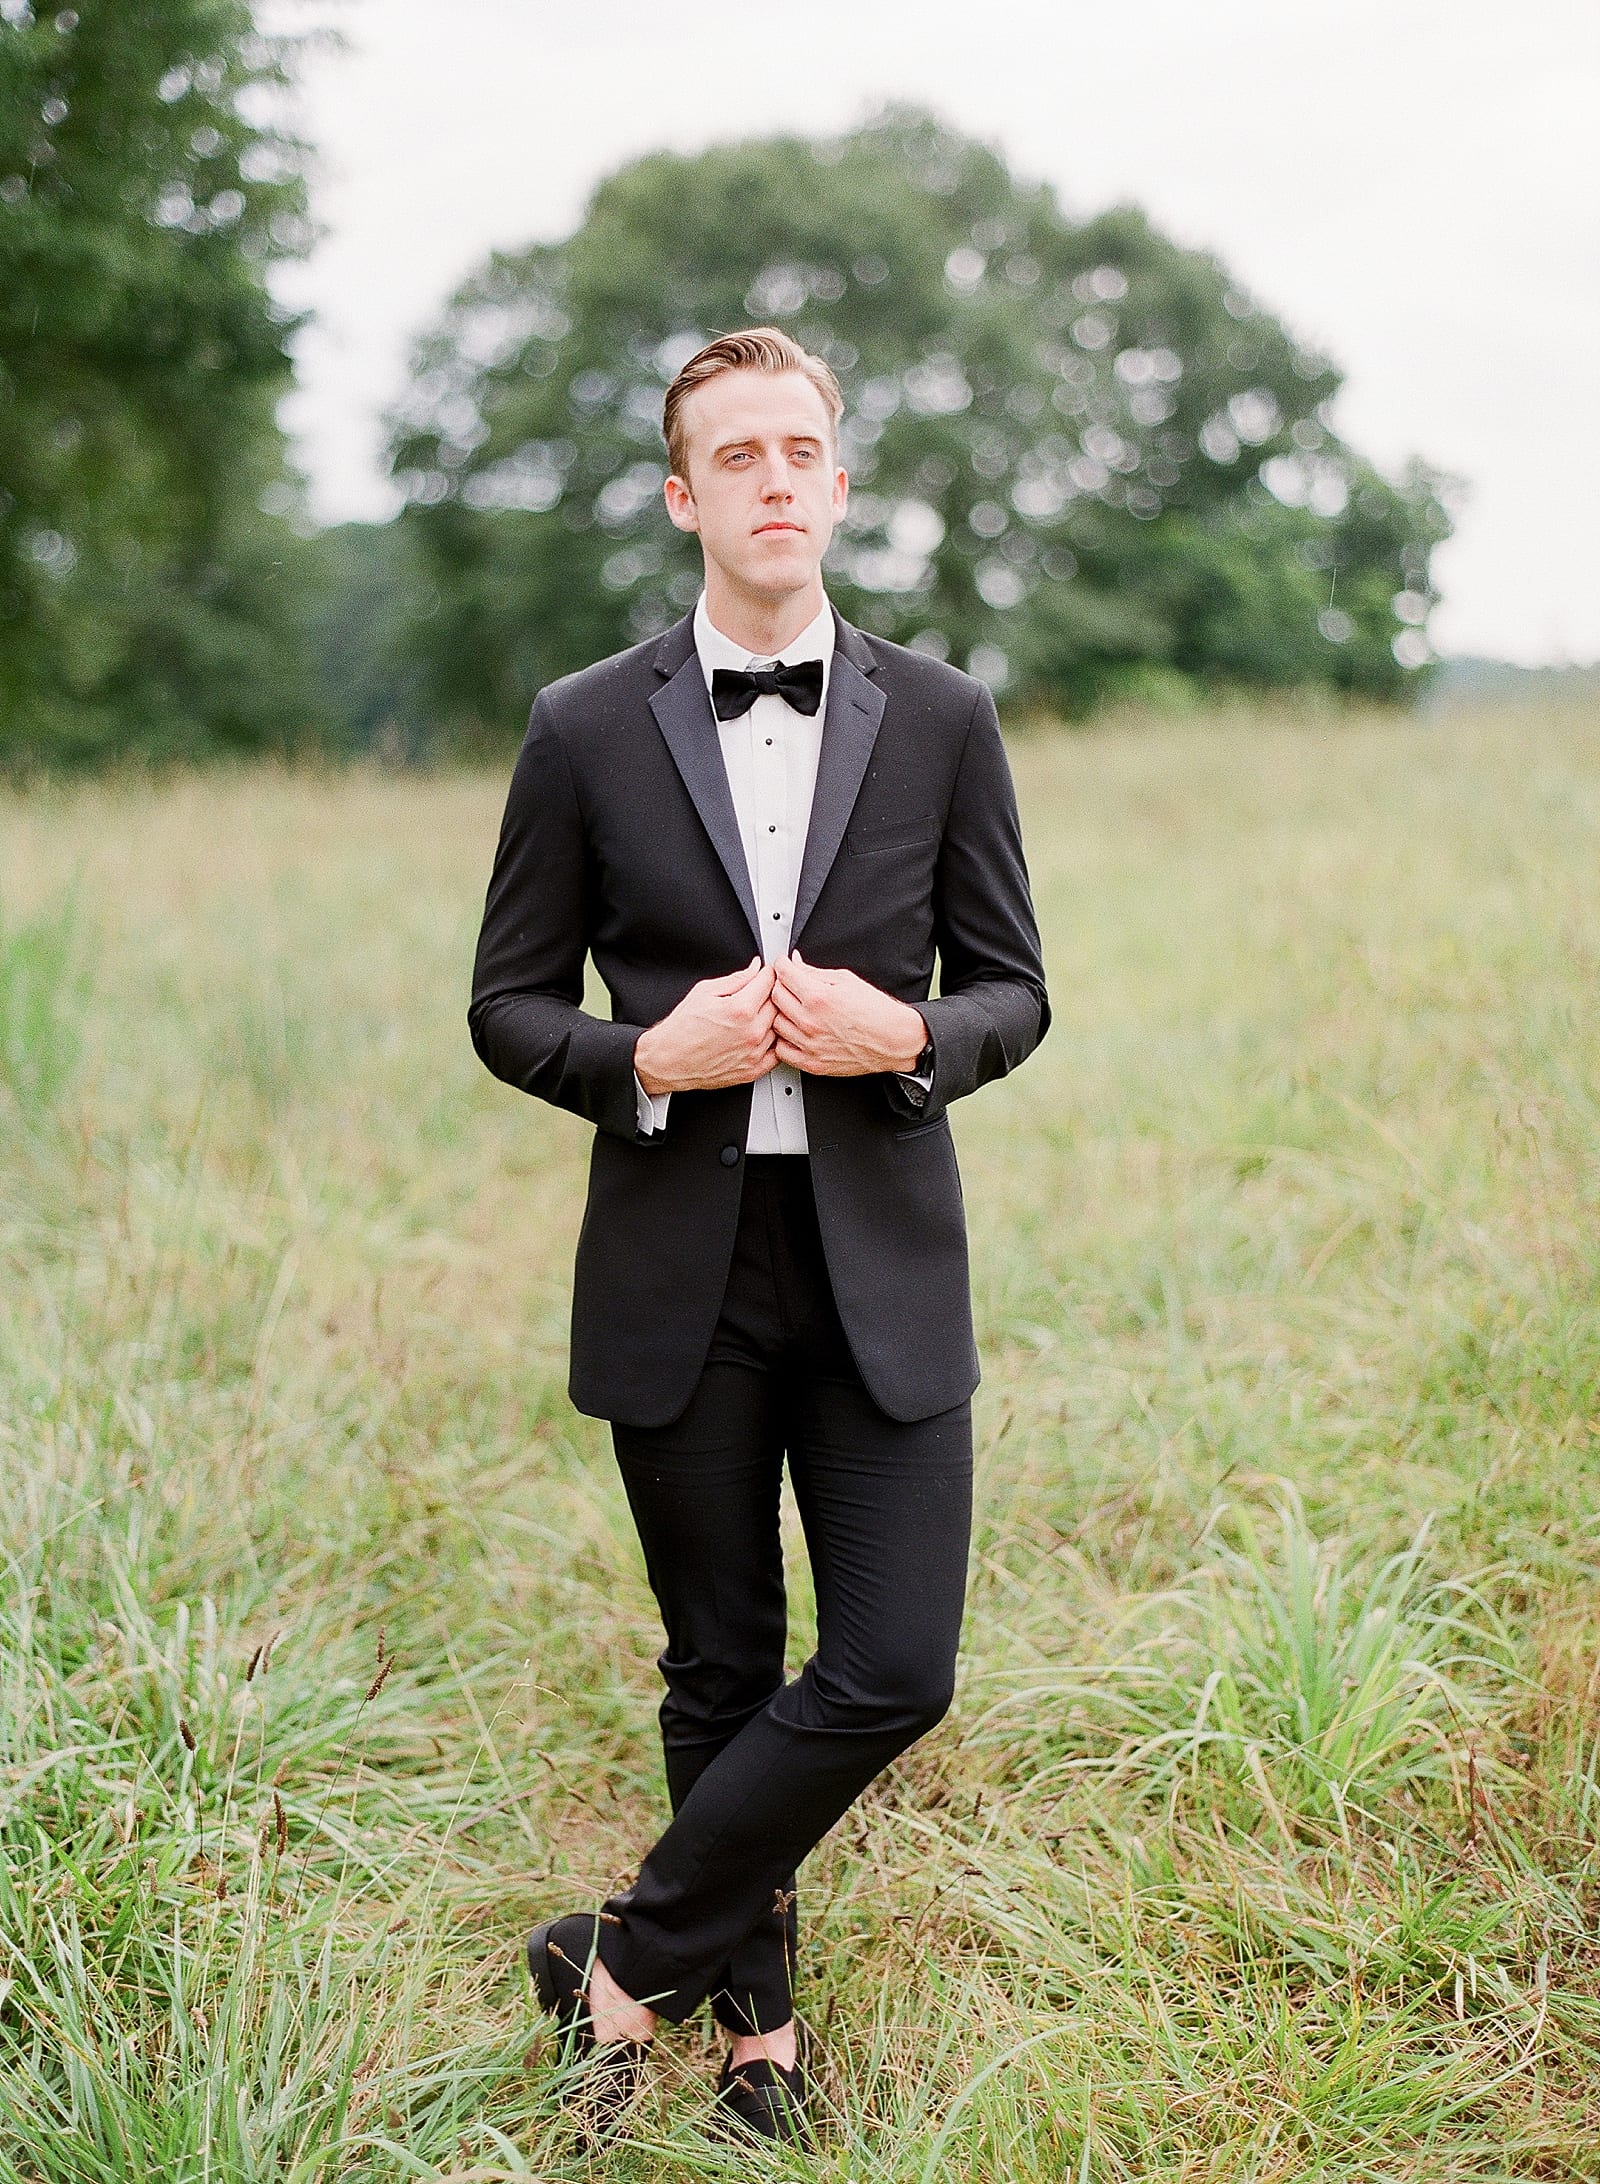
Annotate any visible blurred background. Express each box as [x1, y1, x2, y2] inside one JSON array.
[[2, 0, 1595, 769]]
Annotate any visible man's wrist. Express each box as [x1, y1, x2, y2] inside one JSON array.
[[634, 1026, 671, 1097], [887, 1004, 928, 1074]]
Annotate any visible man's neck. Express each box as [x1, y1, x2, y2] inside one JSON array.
[[701, 570, 827, 658]]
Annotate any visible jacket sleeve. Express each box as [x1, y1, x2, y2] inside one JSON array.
[[885, 681, 1050, 1125], [467, 693, 650, 1142]]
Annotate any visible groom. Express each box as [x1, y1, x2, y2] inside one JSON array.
[[469, 327, 1049, 2143]]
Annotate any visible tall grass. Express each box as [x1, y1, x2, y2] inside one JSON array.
[[963, 1488, 1519, 1841], [2, 708, 1599, 2178]]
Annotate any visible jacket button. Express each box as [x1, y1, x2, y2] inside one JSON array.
[[719, 1144, 741, 1167]]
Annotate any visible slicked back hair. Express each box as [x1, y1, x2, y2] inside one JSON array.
[[662, 327, 844, 486]]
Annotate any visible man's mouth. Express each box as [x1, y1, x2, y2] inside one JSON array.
[[755, 522, 803, 534]]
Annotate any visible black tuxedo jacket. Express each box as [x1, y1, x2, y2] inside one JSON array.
[[469, 603, 1049, 1428]]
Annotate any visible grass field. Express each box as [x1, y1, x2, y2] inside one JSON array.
[[3, 701, 1599, 2181]]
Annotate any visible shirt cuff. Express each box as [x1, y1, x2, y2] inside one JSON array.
[[634, 1071, 671, 1135], [891, 1062, 934, 1107]]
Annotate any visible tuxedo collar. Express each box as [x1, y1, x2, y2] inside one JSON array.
[[651, 601, 878, 681], [647, 597, 887, 949]]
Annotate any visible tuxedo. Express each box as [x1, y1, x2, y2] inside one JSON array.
[[468, 602, 1050, 1428], [471, 592, 1047, 2038]]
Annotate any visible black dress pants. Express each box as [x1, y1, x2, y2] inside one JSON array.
[[598, 1154, 973, 2034]]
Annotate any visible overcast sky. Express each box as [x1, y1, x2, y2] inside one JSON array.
[[272, 0, 1598, 665]]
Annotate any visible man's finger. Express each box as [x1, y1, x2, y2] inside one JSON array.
[[712, 958, 774, 1000], [788, 947, 841, 983], [703, 960, 760, 998], [783, 959, 843, 1004], [776, 975, 822, 1020]]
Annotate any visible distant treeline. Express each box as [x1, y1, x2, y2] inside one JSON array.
[[1418, 658, 1600, 715], [2, 5, 1455, 771]]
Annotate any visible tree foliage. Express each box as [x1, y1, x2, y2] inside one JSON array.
[[293, 517, 432, 758], [389, 109, 1451, 735], [0, 0, 317, 767]]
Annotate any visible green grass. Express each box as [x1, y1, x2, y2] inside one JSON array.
[[2, 702, 1599, 2179]]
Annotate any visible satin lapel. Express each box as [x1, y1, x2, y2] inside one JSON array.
[[648, 654, 763, 946], [791, 650, 887, 944]]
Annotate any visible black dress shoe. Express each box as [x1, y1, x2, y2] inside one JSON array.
[[526, 1911, 650, 2142], [713, 2047, 810, 2143]]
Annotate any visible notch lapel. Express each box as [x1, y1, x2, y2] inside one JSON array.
[[649, 652, 763, 946], [791, 643, 886, 944]]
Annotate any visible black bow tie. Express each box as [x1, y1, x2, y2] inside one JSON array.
[[710, 658, 825, 721]]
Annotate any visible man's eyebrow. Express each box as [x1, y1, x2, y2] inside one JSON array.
[[712, 432, 826, 457]]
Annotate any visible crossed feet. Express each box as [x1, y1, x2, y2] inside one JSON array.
[[529, 1912, 808, 2146]]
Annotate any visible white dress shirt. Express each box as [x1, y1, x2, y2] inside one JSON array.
[[635, 590, 831, 1151], [634, 589, 930, 1150]]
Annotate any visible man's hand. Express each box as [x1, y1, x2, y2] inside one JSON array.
[[635, 957, 778, 1094], [772, 949, 927, 1078]]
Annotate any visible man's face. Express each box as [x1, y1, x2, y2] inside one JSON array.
[[664, 369, 848, 602]]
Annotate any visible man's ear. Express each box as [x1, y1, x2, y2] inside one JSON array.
[[663, 473, 700, 535]]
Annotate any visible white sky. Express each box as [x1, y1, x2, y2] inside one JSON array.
[[271, 0, 1599, 665]]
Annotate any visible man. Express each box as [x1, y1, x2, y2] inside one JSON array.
[[469, 326, 1049, 2145]]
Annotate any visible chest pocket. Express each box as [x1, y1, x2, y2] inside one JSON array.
[[844, 816, 940, 856]]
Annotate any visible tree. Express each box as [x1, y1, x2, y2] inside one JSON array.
[[387, 108, 1451, 737], [0, 0, 319, 767], [293, 518, 432, 758]]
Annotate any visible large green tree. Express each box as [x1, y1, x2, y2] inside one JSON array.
[[388, 108, 1451, 735], [0, 0, 317, 767]]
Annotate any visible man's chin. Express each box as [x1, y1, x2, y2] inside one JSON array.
[[722, 554, 822, 601]]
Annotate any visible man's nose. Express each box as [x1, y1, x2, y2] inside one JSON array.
[[758, 453, 792, 499]]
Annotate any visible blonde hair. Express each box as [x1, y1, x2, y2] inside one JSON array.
[[662, 327, 844, 484]]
